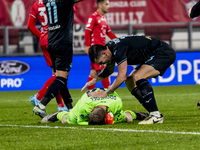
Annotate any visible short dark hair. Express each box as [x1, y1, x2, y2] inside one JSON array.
[[88, 107, 106, 125], [97, 0, 105, 4], [88, 45, 107, 63]]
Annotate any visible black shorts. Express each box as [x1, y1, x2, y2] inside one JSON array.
[[48, 44, 73, 71], [136, 41, 176, 76]]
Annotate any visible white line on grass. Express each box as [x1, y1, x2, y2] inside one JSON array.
[[0, 124, 200, 135]]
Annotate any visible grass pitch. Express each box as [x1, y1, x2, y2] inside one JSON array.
[[0, 85, 200, 150]]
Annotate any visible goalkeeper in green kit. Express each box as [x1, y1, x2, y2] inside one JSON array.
[[41, 88, 148, 125]]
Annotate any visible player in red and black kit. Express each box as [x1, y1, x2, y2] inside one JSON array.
[[188, 0, 200, 109], [82, 35, 176, 124], [85, 0, 117, 90], [33, 0, 83, 118], [27, 0, 68, 111]]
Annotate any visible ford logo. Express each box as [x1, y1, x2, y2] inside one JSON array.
[[0, 60, 30, 76]]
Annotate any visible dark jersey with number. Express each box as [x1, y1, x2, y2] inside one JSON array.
[[106, 35, 162, 65], [43, 0, 76, 45], [190, 1, 200, 18]]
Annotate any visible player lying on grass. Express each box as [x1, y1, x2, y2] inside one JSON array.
[[41, 88, 149, 125]]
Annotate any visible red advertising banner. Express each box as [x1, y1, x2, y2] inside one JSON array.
[[0, 0, 199, 26], [75, 0, 200, 24]]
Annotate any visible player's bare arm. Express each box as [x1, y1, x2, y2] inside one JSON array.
[[88, 61, 127, 97], [81, 61, 115, 91], [106, 60, 127, 94]]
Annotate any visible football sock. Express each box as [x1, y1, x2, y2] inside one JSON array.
[[87, 76, 95, 90], [60, 83, 73, 110], [55, 92, 65, 107], [135, 79, 159, 112], [101, 77, 110, 89], [40, 77, 67, 106], [36, 74, 56, 100], [131, 87, 151, 112]]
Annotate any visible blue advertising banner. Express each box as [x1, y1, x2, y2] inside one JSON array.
[[0, 51, 200, 91]]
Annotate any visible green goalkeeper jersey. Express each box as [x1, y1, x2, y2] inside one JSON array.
[[65, 88, 125, 125]]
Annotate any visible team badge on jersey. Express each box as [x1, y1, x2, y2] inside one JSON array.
[[80, 114, 85, 118]]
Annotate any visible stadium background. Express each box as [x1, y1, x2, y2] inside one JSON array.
[[0, 0, 200, 91]]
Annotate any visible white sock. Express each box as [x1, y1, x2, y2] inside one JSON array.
[[150, 111, 161, 117], [38, 103, 45, 109]]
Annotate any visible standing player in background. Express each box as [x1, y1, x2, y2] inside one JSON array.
[[85, 0, 117, 90], [33, 0, 83, 118], [188, 0, 200, 109], [27, 0, 68, 111]]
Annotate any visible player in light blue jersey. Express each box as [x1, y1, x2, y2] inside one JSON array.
[[41, 88, 148, 125]]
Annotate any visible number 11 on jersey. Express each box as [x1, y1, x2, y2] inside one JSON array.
[[46, 2, 58, 24]]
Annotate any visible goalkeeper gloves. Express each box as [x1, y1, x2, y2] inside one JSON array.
[[105, 112, 114, 124]]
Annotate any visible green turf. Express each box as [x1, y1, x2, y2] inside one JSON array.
[[1, 85, 200, 150]]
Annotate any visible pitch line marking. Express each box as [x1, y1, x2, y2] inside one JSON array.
[[0, 124, 200, 135]]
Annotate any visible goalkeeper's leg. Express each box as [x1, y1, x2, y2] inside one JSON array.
[[124, 110, 149, 122], [57, 111, 69, 124], [41, 111, 60, 123]]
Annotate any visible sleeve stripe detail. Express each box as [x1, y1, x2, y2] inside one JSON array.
[[117, 58, 127, 66], [30, 14, 36, 19], [85, 28, 92, 31]]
